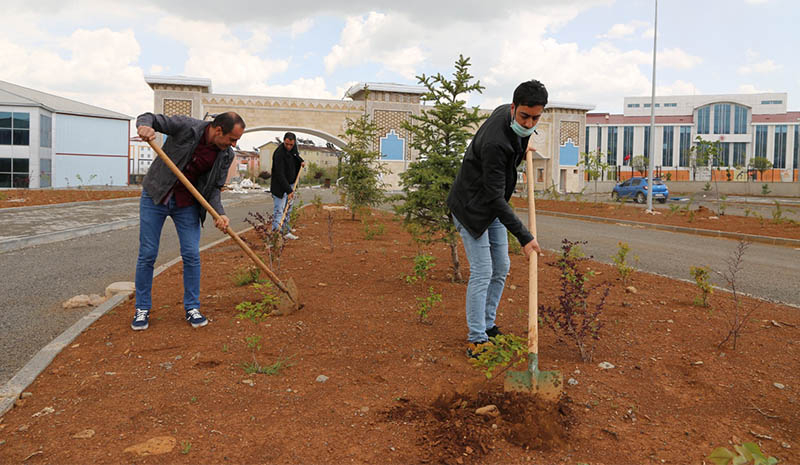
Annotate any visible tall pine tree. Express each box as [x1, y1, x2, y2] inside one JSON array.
[[340, 89, 389, 220], [395, 55, 486, 282]]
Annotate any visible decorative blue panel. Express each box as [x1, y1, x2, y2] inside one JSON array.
[[560, 139, 579, 166], [380, 129, 404, 161]]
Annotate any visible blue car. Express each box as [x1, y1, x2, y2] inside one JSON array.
[[611, 177, 669, 203]]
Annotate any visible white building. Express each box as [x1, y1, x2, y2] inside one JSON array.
[[586, 92, 799, 182], [129, 136, 154, 183], [0, 80, 131, 188]]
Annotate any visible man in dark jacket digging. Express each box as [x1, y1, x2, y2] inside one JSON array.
[[446, 80, 546, 358], [132, 111, 245, 331], [270, 132, 305, 240]]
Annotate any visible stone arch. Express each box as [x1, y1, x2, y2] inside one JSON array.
[[243, 126, 349, 150]]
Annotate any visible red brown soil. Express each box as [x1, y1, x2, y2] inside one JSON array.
[[1, 206, 798, 464], [0, 188, 140, 208], [512, 198, 800, 241]]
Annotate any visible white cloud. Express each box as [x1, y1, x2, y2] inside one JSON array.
[[0, 27, 151, 120], [738, 59, 781, 75], [657, 80, 701, 96], [745, 0, 768, 4], [658, 48, 702, 70], [598, 20, 648, 39], [641, 27, 655, 40], [738, 84, 774, 93], [291, 18, 314, 38]]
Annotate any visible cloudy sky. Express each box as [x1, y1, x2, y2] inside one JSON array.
[[1, 0, 796, 148]]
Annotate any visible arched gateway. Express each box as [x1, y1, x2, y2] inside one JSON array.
[[144, 76, 593, 191]]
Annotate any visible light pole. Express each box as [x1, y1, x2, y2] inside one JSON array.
[[646, 0, 658, 212]]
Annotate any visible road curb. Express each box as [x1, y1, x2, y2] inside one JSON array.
[[0, 228, 250, 419], [534, 210, 800, 248]]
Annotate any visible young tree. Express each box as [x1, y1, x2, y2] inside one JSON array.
[[395, 55, 486, 282], [748, 156, 773, 182], [578, 150, 609, 201], [631, 155, 649, 177], [689, 136, 716, 181], [339, 91, 389, 220]]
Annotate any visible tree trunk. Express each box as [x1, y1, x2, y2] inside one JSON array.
[[449, 239, 463, 283]]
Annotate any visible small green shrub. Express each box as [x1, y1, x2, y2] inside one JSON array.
[[708, 442, 778, 465], [469, 334, 527, 379], [612, 241, 637, 286], [761, 183, 771, 195], [668, 204, 681, 216], [362, 220, 385, 240], [404, 253, 436, 284], [235, 282, 278, 323], [243, 355, 294, 375], [703, 182, 712, 192], [416, 286, 441, 323], [507, 230, 522, 255], [181, 441, 192, 454], [689, 266, 713, 307]]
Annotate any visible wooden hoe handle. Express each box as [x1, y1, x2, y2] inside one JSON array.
[[277, 166, 303, 232], [146, 139, 293, 298], [524, 149, 539, 356]]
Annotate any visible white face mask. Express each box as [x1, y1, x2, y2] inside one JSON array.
[[510, 119, 536, 137]]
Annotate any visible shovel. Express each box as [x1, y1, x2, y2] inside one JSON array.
[[276, 166, 303, 234], [147, 139, 300, 315], [503, 148, 563, 401]]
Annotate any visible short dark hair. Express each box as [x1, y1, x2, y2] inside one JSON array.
[[513, 80, 548, 107], [210, 112, 245, 134], [283, 132, 296, 141]]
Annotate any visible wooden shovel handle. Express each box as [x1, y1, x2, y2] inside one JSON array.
[[277, 166, 303, 232], [524, 149, 539, 356], [146, 139, 294, 299]]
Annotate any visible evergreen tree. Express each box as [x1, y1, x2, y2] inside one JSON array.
[[339, 92, 389, 220], [395, 55, 486, 282]]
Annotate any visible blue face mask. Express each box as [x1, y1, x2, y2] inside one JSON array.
[[510, 119, 537, 138]]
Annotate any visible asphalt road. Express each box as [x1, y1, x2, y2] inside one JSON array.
[[0, 188, 337, 386], [529, 212, 800, 307]]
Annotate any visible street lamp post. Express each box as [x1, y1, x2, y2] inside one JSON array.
[[646, 0, 658, 212]]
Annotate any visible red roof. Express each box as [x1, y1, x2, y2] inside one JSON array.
[[751, 112, 800, 123]]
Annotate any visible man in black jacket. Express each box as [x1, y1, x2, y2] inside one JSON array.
[[446, 80, 546, 357], [270, 132, 305, 240], [132, 111, 244, 331]]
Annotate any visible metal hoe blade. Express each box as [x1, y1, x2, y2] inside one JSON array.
[[504, 353, 563, 402]]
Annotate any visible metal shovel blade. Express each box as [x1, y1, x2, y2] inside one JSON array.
[[273, 277, 300, 316], [504, 353, 563, 402]]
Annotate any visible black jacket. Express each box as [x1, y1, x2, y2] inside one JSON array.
[[270, 143, 304, 197], [446, 104, 533, 246], [137, 113, 234, 225]]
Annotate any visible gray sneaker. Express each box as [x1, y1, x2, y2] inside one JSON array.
[[284, 232, 299, 240]]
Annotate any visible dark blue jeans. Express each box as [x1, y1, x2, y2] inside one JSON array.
[[135, 191, 202, 310]]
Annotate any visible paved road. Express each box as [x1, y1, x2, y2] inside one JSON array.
[[528, 212, 800, 307], [0, 188, 336, 386]]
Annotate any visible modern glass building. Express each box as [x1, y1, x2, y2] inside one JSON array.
[[586, 92, 799, 182], [0, 80, 131, 188]]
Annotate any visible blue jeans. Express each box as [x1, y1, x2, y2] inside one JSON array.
[[272, 193, 293, 233], [453, 216, 510, 343], [135, 191, 202, 311]]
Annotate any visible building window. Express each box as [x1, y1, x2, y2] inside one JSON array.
[[596, 125, 601, 153], [643, 126, 651, 160], [713, 103, 731, 134], [644, 103, 650, 108], [607, 126, 618, 165], [733, 105, 748, 135], [623, 126, 633, 166], [662, 126, 674, 166], [627, 103, 640, 108], [663, 103, 677, 108], [0, 111, 31, 146], [0, 157, 30, 187], [795, 125, 799, 171], [585, 126, 589, 154], [754, 125, 768, 158], [716, 142, 730, 167], [40, 114, 52, 148], [774, 125, 787, 169], [697, 106, 710, 134], [761, 100, 782, 105], [679, 126, 692, 167], [733, 142, 746, 167]]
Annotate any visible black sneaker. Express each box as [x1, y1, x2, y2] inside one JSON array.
[[486, 326, 503, 339], [185, 308, 208, 328], [466, 341, 493, 359], [131, 308, 150, 331]]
